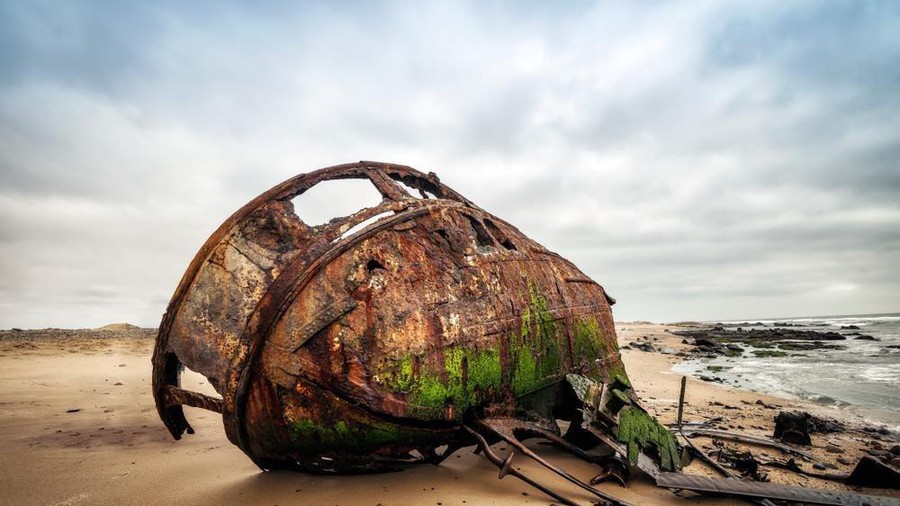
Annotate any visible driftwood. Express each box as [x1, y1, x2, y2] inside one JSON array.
[[657, 473, 900, 506], [683, 428, 821, 462]]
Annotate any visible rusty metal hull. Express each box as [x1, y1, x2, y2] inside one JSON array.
[[152, 161, 624, 472]]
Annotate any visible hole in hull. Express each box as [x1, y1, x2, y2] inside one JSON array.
[[291, 179, 384, 226], [466, 215, 495, 249], [366, 259, 386, 271], [484, 219, 517, 251]]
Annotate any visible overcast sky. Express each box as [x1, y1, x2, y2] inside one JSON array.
[[1, 1, 898, 329]]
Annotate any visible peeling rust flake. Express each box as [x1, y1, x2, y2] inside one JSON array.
[[151, 161, 639, 495]]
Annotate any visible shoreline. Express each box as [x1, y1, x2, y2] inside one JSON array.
[[618, 322, 899, 493], [618, 321, 900, 431], [0, 324, 897, 505]]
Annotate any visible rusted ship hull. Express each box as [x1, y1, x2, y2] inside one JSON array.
[[152, 161, 624, 472]]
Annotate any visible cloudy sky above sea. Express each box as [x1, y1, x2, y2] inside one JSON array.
[[1, 1, 899, 328]]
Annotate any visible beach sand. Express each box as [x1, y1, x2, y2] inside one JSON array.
[[1, 323, 897, 505]]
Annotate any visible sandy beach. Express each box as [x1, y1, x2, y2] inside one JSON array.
[[1, 323, 897, 506]]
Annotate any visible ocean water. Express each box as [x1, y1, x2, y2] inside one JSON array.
[[671, 313, 900, 427]]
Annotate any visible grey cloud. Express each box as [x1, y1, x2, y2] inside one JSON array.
[[1, 1, 898, 327]]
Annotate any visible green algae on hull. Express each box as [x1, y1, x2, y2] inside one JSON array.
[[289, 418, 429, 453], [383, 283, 623, 419], [407, 347, 503, 418]]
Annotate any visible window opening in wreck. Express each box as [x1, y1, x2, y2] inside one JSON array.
[[392, 178, 429, 199], [290, 179, 385, 227]]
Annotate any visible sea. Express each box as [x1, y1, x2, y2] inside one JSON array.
[[671, 312, 900, 428]]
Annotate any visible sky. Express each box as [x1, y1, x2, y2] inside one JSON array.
[[1, 0, 899, 329]]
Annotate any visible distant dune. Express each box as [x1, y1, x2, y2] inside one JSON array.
[[95, 322, 143, 331]]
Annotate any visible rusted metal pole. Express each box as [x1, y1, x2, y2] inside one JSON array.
[[677, 375, 686, 428]]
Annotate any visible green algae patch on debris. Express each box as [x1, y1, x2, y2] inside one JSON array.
[[615, 406, 681, 472]]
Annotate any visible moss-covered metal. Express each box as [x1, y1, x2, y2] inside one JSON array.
[[379, 282, 623, 420], [389, 347, 504, 419], [615, 406, 681, 472], [288, 418, 432, 454], [510, 283, 562, 396]]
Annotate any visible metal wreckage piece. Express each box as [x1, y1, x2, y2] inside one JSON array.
[[152, 162, 898, 506]]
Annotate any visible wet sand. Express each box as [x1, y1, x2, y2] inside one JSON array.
[[0, 323, 896, 505]]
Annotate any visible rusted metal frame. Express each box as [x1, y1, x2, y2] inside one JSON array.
[[512, 421, 616, 469], [309, 200, 407, 245], [655, 473, 900, 506], [151, 351, 194, 438], [371, 161, 478, 207], [161, 385, 223, 413], [474, 418, 634, 506], [152, 161, 470, 439], [226, 201, 472, 463], [462, 425, 582, 506], [364, 166, 409, 201]]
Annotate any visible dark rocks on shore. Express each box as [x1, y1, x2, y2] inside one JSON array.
[[852, 334, 879, 341], [841, 325, 861, 330], [672, 325, 852, 358], [774, 411, 813, 445], [825, 444, 844, 454], [773, 410, 845, 446], [808, 414, 845, 434], [868, 449, 892, 459], [633, 342, 657, 353], [674, 327, 847, 342]]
